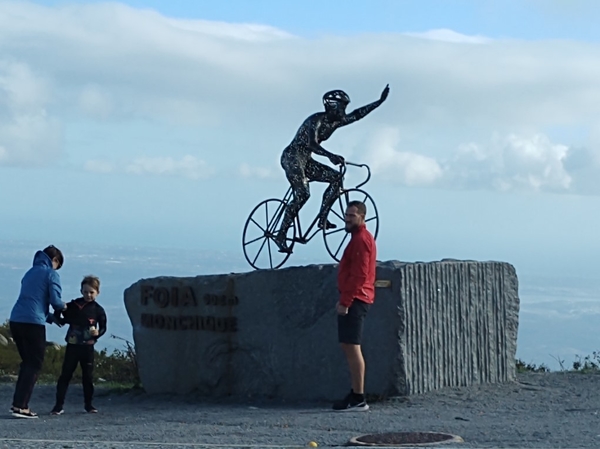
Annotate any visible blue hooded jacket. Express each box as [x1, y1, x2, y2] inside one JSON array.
[[10, 250, 65, 326]]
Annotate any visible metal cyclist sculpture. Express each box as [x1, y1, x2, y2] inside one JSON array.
[[242, 85, 389, 270]]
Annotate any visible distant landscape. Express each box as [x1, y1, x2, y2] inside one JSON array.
[[1, 239, 598, 371]]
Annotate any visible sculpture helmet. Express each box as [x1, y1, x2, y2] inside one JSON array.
[[323, 90, 350, 113]]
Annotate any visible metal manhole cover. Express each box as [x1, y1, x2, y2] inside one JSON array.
[[348, 431, 464, 447]]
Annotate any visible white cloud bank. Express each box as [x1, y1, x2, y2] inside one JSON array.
[[404, 29, 490, 44], [367, 127, 582, 193], [448, 134, 571, 192], [367, 127, 443, 186], [0, 1, 599, 194], [126, 156, 214, 179], [84, 159, 114, 174], [0, 62, 63, 166], [239, 163, 277, 180], [84, 155, 214, 180]]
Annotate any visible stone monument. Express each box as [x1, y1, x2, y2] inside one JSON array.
[[124, 260, 519, 401]]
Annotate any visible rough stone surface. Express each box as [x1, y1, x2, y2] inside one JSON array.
[[397, 260, 519, 395], [124, 260, 519, 401]]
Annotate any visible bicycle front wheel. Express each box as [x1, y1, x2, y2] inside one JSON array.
[[322, 188, 379, 262], [242, 199, 296, 270]]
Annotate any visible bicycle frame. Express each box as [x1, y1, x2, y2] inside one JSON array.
[[281, 161, 372, 245]]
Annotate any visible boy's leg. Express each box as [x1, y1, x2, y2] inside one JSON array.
[[55, 344, 79, 409], [10, 322, 46, 411], [81, 345, 95, 410]]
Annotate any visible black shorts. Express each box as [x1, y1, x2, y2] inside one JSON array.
[[338, 300, 370, 345]]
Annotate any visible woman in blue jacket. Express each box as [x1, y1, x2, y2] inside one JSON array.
[[9, 245, 66, 419]]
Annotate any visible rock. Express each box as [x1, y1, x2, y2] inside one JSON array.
[[124, 260, 519, 401], [0, 334, 8, 346]]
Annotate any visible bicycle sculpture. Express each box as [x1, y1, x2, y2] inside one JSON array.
[[242, 85, 389, 270], [242, 162, 379, 269]]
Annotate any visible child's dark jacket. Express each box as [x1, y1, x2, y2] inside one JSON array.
[[56, 298, 107, 345]]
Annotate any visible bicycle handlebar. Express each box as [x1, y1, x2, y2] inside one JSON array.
[[338, 161, 371, 189]]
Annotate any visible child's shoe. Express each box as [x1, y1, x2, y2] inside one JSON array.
[[50, 406, 64, 416]]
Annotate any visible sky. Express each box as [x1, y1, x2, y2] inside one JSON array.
[[1, 0, 600, 280]]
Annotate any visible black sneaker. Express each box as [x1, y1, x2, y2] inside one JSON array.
[[11, 408, 38, 419], [50, 406, 64, 416], [85, 405, 98, 413], [332, 392, 369, 412]]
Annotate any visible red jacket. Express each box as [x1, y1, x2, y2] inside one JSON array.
[[337, 224, 376, 308]]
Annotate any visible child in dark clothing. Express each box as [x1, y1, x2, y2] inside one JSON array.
[[50, 275, 107, 415]]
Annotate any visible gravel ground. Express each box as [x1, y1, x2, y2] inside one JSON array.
[[1, 372, 599, 449]]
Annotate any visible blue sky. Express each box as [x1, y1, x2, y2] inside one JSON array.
[[33, 0, 600, 41], [1, 0, 600, 280]]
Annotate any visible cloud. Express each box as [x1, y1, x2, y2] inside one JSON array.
[[162, 17, 293, 42], [3, 0, 598, 132], [79, 84, 113, 120], [0, 61, 63, 166], [366, 127, 443, 186], [404, 29, 489, 44], [83, 155, 216, 179], [126, 155, 214, 179], [562, 146, 600, 194], [84, 159, 114, 174], [1, 1, 599, 195], [366, 127, 578, 193], [446, 134, 572, 192], [238, 163, 278, 180]]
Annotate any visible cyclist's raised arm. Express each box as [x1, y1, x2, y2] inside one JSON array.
[[341, 84, 389, 126]]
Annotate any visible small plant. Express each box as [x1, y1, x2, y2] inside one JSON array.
[[516, 358, 550, 373], [572, 352, 600, 373], [549, 354, 566, 371]]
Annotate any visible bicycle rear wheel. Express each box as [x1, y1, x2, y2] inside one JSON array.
[[322, 188, 379, 262], [242, 199, 296, 270]]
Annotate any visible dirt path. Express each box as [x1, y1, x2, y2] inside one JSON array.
[[1, 372, 599, 448]]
